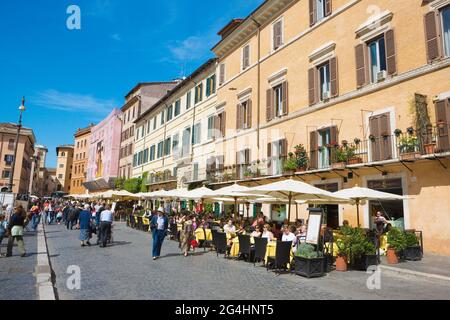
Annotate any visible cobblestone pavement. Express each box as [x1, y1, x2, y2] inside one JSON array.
[[0, 231, 38, 300], [45, 223, 450, 300]]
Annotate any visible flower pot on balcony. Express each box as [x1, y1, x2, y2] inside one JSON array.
[[348, 157, 363, 165], [423, 143, 436, 155], [400, 152, 421, 161], [295, 167, 306, 174], [331, 162, 346, 170], [283, 170, 295, 176]]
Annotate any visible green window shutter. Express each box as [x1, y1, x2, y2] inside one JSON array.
[[206, 78, 211, 97]]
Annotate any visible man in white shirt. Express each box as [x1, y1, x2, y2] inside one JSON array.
[[281, 225, 296, 242], [223, 219, 236, 234], [99, 204, 113, 248]]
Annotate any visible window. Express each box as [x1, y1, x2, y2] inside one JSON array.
[[4, 155, 14, 166], [267, 82, 288, 121], [2, 170, 11, 179], [175, 99, 181, 117], [316, 0, 326, 22], [157, 141, 164, 158], [160, 110, 165, 125], [273, 19, 283, 50], [318, 128, 331, 169], [172, 134, 180, 159], [164, 138, 171, 156], [141, 126, 145, 139], [130, 127, 134, 137], [206, 75, 216, 97], [147, 120, 151, 134], [219, 64, 226, 85], [149, 145, 156, 161], [443, 6, 450, 56], [195, 83, 203, 104], [368, 36, 387, 83], [153, 117, 157, 130], [186, 91, 192, 109], [61, 152, 66, 157], [267, 139, 287, 176], [167, 105, 173, 122], [217, 112, 226, 138], [143, 148, 149, 163], [274, 84, 283, 117], [242, 44, 250, 70], [133, 154, 138, 167], [207, 116, 215, 140], [192, 123, 201, 145], [59, 164, 64, 168], [193, 163, 199, 181], [181, 127, 191, 157], [58, 174, 63, 179], [8, 139, 14, 150], [318, 62, 330, 100], [310, 0, 331, 26]]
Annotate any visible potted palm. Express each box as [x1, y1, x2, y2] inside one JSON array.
[[348, 228, 378, 271], [294, 243, 326, 278], [386, 227, 407, 264], [403, 231, 422, 261], [335, 227, 350, 272]]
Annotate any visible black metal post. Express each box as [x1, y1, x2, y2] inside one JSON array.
[[8, 97, 26, 194]]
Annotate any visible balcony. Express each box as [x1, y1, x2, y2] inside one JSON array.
[[144, 170, 177, 186]]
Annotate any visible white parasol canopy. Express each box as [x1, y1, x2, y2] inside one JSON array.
[[100, 190, 140, 199], [182, 187, 216, 200]]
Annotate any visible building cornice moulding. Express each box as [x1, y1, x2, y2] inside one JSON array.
[[428, 0, 450, 10], [355, 10, 393, 39]]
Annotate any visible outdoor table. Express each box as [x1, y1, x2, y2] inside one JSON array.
[[142, 217, 150, 226], [195, 228, 212, 242]]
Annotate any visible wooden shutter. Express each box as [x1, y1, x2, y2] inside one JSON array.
[[330, 126, 338, 146], [435, 100, 450, 152], [355, 44, 367, 88], [329, 57, 338, 97], [245, 149, 250, 165], [424, 11, 441, 63], [385, 29, 397, 76], [236, 104, 242, 130], [281, 82, 288, 115], [308, 68, 317, 105], [219, 64, 225, 84], [221, 112, 226, 137], [280, 139, 288, 158], [267, 142, 272, 175], [217, 155, 225, 171], [247, 99, 252, 129], [243, 46, 250, 69], [309, 0, 316, 26], [325, 0, 332, 17], [214, 115, 220, 139], [369, 116, 381, 162], [266, 89, 273, 121], [274, 21, 282, 49], [379, 113, 392, 160], [309, 131, 318, 169]]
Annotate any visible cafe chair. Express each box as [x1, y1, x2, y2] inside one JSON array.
[[215, 232, 229, 259], [129, 215, 135, 229], [266, 241, 292, 274], [137, 216, 144, 231], [200, 227, 213, 251], [211, 229, 219, 251], [253, 237, 268, 266], [237, 234, 254, 262]]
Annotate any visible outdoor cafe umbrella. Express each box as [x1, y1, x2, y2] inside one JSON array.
[[182, 187, 216, 200], [246, 178, 349, 222], [100, 190, 140, 200], [333, 186, 406, 227]]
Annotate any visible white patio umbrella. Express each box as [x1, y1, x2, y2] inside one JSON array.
[[101, 190, 140, 199], [246, 178, 349, 222], [182, 187, 216, 200], [333, 186, 406, 227]]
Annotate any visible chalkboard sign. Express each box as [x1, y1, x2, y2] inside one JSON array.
[[306, 208, 323, 245]]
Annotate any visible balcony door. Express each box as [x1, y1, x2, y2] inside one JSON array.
[[369, 113, 393, 162]]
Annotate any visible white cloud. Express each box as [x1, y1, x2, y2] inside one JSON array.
[[32, 90, 117, 114], [168, 34, 217, 62], [110, 33, 122, 41]]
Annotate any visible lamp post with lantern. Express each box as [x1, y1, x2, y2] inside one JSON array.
[[7, 97, 26, 194]]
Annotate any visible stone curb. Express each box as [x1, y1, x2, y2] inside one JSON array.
[[36, 223, 56, 300], [379, 265, 450, 282]]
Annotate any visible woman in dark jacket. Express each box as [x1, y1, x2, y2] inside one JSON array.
[[6, 206, 27, 257]]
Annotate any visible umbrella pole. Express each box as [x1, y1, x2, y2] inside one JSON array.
[[288, 193, 292, 223], [356, 199, 360, 228], [296, 203, 299, 222], [234, 197, 238, 219]]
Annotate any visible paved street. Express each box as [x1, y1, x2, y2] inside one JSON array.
[[0, 231, 38, 300], [45, 222, 450, 300]]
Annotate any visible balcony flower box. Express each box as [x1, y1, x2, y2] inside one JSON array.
[[347, 157, 363, 165], [331, 162, 346, 170], [400, 152, 421, 161]]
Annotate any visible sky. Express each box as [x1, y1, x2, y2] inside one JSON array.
[[0, 0, 264, 167]]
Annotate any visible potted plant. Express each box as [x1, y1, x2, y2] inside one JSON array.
[[386, 227, 407, 264], [403, 231, 422, 261], [294, 243, 325, 278], [294, 144, 308, 172], [398, 136, 420, 161], [394, 129, 402, 137], [335, 228, 350, 272], [283, 156, 297, 175], [348, 228, 378, 271], [369, 134, 376, 142], [332, 145, 347, 169], [346, 144, 362, 165], [243, 169, 253, 180]]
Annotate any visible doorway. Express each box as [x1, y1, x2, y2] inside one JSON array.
[[314, 183, 339, 229]]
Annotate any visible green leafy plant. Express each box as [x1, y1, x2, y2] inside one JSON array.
[[123, 178, 143, 194], [399, 136, 419, 154], [335, 226, 376, 260], [404, 232, 420, 247], [283, 156, 298, 172], [387, 227, 407, 252], [294, 144, 309, 169], [334, 144, 358, 163], [295, 243, 323, 259], [115, 177, 125, 190]]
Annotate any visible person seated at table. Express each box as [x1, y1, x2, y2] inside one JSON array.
[[297, 225, 307, 244], [236, 221, 246, 235], [250, 225, 263, 238], [262, 224, 275, 241], [223, 219, 236, 235], [341, 220, 350, 228], [282, 225, 296, 242]]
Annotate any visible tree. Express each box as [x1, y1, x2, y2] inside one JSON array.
[[123, 178, 142, 194]]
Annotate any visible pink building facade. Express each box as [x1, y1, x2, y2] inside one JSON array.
[[85, 109, 122, 191]]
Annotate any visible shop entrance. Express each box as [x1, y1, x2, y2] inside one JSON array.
[[314, 183, 339, 229]]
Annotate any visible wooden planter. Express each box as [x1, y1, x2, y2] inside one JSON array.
[[386, 248, 399, 264], [404, 246, 422, 261], [295, 167, 306, 173], [400, 152, 421, 161], [423, 143, 436, 155], [294, 256, 325, 278], [348, 157, 363, 165], [335, 255, 348, 272], [331, 162, 346, 170]]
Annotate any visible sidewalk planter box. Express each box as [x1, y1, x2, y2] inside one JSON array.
[[404, 246, 422, 261], [352, 255, 379, 271], [331, 162, 346, 170], [294, 256, 325, 278], [400, 152, 421, 161]]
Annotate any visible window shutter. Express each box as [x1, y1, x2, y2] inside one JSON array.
[[221, 112, 226, 137], [274, 21, 282, 49], [380, 113, 392, 160], [369, 116, 381, 162], [329, 57, 338, 97], [219, 64, 225, 85], [308, 68, 317, 105], [245, 149, 250, 165], [309, 0, 316, 26], [330, 126, 338, 146], [247, 99, 252, 129], [385, 29, 397, 76], [424, 11, 441, 63], [266, 89, 273, 121], [243, 46, 250, 69], [281, 82, 288, 115], [267, 142, 272, 175], [217, 155, 225, 171], [435, 100, 450, 152], [214, 115, 219, 139], [325, 0, 332, 17], [309, 131, 318, 169], [236, 104, 242, 130], [280, 139, 288, 158], [355, 44, 367, 88]]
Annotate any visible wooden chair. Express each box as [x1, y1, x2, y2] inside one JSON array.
[[266, 241, 292, 273], [253, 237, 268, 266]]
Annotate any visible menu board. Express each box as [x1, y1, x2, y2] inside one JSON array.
[[306, 209, 323, 245]]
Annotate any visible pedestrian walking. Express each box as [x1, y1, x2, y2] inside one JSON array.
[[78, 204, 92, 247], [95, 202, 105, 245], [180, 215, 194, 257], [6, 206, 27, 257], [99, 204, 113, 248], [150, 207, 168, 260], [0, 214, 9, 257]]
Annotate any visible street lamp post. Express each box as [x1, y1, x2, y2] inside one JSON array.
[[8, 97, 26, 194]]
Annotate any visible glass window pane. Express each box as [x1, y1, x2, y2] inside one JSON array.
[[378, 37, 387, 71], [443, 7, 450, 56], [369, 42, 378, 83], [317, 0, 325, 20]]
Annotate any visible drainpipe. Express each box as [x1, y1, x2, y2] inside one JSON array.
[[251, 16, 262, 153]]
